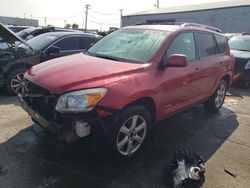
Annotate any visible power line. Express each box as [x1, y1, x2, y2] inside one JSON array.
[[90, 9, 118, 16], [88, 13, 119, 23], [88, 19, 119, 25]]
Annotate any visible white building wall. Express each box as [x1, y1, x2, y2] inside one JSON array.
[[0, 16, 38, 26]]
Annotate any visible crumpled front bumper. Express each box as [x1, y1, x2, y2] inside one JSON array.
[[18, 94, 62, 136], [18, 94, 114, 142]]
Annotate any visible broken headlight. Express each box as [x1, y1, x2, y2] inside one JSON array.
[[55, 88, 107, 113]]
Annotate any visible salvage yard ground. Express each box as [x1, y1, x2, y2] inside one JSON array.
[[0, 87, 249, 188]]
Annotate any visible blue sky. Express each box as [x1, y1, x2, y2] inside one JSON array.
[[0, 0, 230, 30]]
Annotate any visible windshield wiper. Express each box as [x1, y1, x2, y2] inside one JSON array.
[[88, 52, 121, 61]]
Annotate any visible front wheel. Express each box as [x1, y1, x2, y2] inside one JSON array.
[[108, 105, 152, 160], [5, 68, 27, 95], [204, 79, 227, 113]]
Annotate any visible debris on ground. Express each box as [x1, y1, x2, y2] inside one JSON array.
[[224, 169, 237, 178], [163, 149, 205, 188]]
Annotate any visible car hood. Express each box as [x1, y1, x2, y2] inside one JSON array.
[[230, 50, 250, 59], [0, 23, 32, 48], [25, 53, 148, 94]]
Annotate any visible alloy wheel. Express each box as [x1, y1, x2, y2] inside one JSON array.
[[116, 115, 147, 156], [10, 73, 27, 94], [215, 83, 226, 109]]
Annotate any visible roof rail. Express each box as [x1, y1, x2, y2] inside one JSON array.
[[134, 21, 183, 26], [132, 22, 222, 32], [181, 23, 222, 33]]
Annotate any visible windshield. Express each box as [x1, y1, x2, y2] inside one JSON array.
[[229, 37, 250, 52], [88, 29, 168, 63], [25, 34, 59, 50], [17, 27, 35, 39]]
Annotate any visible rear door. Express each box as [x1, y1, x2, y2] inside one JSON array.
[[195, 32, 224, 100], [160, 32, 201, 116]]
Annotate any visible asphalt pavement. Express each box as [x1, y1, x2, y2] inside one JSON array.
[[0, 87, 249, 188]]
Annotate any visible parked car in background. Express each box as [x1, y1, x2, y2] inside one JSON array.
[[0, 23, 101, 94], [19, 24, 234, 160], [224, 33, 241, 40], [229, 33, 250, 87], [6, 25, 31, 33], [17, 26, 74, 40]]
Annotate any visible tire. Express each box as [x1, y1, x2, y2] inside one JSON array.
[[104, 105, 152, 161], [5, 68, 26, 95], [204, 79, 227, 113]]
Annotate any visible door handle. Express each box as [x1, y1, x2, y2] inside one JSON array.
[[183, 80, 189, 86], [195, 67, 200, 72]]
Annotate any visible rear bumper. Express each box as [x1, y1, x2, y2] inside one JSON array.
[[241, 70, 250, 83]]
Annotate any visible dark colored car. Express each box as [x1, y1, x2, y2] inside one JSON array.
[[0, 24, 101, 94], [229, 34, 250, 87], [17, 26, 74, 40], [19, 24, 234, 160], [224, 33, 241, 40], [6, 25, 31, 33]]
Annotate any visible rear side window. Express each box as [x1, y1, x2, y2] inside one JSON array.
[[83, 37, 99, 49], [53, 36, 81, 51], [166, 32, 196, 62], [215, 34, 226, 53], [196, 33, 217, 58]]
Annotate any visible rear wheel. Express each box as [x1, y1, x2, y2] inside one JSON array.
[[106, 105, 152, 160], [204, 79, 227, 113], [5, 68, 27, 95]]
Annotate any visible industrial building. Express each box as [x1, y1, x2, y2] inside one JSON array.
[[0, 16, 38, 27], [122, 0, 250, 33]]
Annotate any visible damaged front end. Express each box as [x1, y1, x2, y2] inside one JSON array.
[[18, 80, 114, 144]]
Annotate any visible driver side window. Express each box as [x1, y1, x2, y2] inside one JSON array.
[[165, 32, 196, 62]]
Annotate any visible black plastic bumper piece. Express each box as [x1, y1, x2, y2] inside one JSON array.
[[18, 94, 62, 136]]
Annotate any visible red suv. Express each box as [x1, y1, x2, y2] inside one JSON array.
[[19, 24, 234, 160]]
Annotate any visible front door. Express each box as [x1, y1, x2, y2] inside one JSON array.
[[42, 36, 83, 62], [160, 32, 201, 116]]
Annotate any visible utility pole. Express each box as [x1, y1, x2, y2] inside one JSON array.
[[156, 0, 159, 8], [44, 17, 47, 26], [84, 4, 90, 32], [119, 9, 123, 28], [64, 20, 67, 28]]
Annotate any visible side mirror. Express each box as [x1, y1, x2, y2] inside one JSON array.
[[165, 54, 188, 67], [46, 46, 60, 55]]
